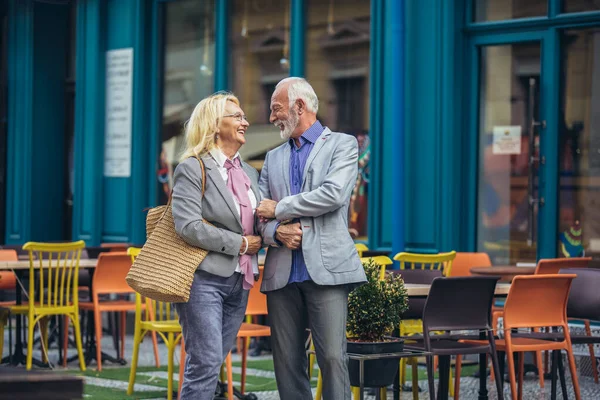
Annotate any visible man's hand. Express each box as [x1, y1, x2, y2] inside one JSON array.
[[257, 199, 277, 221], [243, 235, 262, 255], [275, 222, 303, 250]]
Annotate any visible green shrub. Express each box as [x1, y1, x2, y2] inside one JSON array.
[[347, 259, 409, 342]]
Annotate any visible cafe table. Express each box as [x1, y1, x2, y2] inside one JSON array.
[[0, 259, 98, 367]]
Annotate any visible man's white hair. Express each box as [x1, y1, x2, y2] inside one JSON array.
[[275, 77, 319, 114]]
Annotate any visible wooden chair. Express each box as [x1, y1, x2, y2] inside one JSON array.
[[9, 241, 87, 370], [126, 247, 182, 400]]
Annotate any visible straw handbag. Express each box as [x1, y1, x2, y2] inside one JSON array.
[[126, 156, 209, 303]]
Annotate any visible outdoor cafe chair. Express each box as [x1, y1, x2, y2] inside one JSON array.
[[466, 275, 581, 400], [77, 252, 159, 371], [0, 249, 18, 359], [127, 247, 182, 400], [420, 276, 504, 400], [394, 251, 457, 399], [10, 241, 87, 370]]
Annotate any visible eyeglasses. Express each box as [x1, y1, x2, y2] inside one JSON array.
[[222, 113, 249, 123]]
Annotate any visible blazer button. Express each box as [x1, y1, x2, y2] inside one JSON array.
[[221, 247, 225, 252]]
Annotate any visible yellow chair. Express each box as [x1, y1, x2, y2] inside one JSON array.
[[314, 256, 393, 400], [0, 249, 19, 359], [354, 243, 369, 257], [127, 247, 183, 400], [9, 241, 87, 370], [394, 251, 457, 399]]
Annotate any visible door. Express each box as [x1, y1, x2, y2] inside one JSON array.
[[473, 35, 547, 265]]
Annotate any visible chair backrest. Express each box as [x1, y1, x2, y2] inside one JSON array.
[[503, 274, 576, 330], [559, 268, 600, 321], [535, 257, 591, 275], [91, 252, 135, 296], [0, 249, 18, 290], [393, 268, 443, 319], [422, 276, 499, 333], [101, 242, 130, 252], [360, 256, 393, 280], [127, 247, 177, 322], [246, 267, 267, 316], [447, 252, 491, 277], [394, 251, 456, 276], [355, 243, 369, 257], [22, 241, 86, 308]]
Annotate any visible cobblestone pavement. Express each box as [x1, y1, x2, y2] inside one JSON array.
[[4, 328, 600, 399]]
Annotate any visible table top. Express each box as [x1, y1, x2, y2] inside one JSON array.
[[404, 283, 510, 297], [470, 265, 536, 275], [0, 258, 98, 270]]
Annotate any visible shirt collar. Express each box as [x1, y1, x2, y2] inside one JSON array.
[[289, 120, 325, 148], [209, 147, 241, 168]]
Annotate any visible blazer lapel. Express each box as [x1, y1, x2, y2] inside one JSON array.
[[201, 155, 242, 229], [282, 143, 291, 196], [302, 128, 331, 187]]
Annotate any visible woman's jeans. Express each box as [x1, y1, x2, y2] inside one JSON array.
[[176, 269, 249, 400]]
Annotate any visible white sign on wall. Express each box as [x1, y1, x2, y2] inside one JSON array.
[[104, 48, 134, 177], [492, 126, 522, 155]]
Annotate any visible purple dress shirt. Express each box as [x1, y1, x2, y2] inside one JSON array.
[[286, 120, 325, 283]]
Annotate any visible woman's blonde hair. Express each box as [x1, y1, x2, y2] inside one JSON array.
[[179, 91, 240, 162]]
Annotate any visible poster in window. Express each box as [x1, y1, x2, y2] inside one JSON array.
[[104, 48, 134, 177], [492, 126, 522, 155]]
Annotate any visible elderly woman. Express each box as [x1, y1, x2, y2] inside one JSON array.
[[172, 91, 262, 399]]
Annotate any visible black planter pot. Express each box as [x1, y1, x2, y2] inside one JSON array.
[[347, 338, 404, 388]]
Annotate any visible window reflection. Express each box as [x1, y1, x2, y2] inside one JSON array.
[[473, 0, 546, 22], [158, 0, 215, 204], [230, 0, 289, 171], [559, 30, 600, 259], [306, 0, 370, 239]]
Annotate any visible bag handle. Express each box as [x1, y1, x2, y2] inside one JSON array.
[[194, 155, 206, 197], [152, 155, 207, 214]]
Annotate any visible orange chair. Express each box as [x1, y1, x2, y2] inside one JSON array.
[[226, 269, 270, 398], [0, 250, 18, 358], [447, 252, 491, 277], [535, 257, 591, 275], [77, 252, 159, 370], [100, 243, 130, 252], [467, 275, 581, 400], [534, 257, 594, 382]]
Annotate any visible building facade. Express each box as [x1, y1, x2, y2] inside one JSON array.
[[2, 0, 600, 266]]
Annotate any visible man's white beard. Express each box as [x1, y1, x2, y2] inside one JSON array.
[[279, 109, 299, 140]]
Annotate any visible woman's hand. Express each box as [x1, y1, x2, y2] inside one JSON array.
[[240, 235, 263, 255]]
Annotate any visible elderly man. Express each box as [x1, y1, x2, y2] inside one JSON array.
[[256, 77, 366, 399]]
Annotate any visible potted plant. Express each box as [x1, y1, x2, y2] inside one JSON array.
[[346, 258, 409, 388]]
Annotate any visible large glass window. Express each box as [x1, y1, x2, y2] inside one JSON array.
[[306, 0, 370, 240], [558, 29, 600, 258], [158, 0, 215, 204], [563, 1, 600, 13], [229, 0, 289, 171], [473, 0, 546, 22], [477, 43, 541, 264]]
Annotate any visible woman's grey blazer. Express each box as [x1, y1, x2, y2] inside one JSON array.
[[172, 155, 261, 277]]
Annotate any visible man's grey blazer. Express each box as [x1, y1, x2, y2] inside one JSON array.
[[172, 155, 261, 277], [258, 127, 367, 292]]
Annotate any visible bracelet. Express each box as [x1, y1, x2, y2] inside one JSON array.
[[240, 236, 249, 255]]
